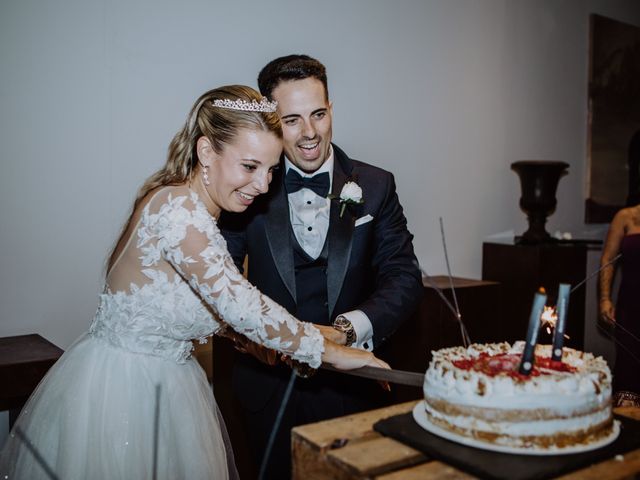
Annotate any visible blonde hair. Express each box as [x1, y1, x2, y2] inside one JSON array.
[[107, 85, 282, 270]]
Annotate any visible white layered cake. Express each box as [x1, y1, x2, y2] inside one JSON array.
[[422, 342, 615, 451]]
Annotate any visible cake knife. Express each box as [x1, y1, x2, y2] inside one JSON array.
[[322, 364, 424, 387]]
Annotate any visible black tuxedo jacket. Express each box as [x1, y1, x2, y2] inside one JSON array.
[[220, 144, 422, 409]]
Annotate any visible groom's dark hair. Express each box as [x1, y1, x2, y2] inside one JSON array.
[[258, 54, 328, 101]]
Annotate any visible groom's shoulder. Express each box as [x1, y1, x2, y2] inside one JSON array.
[[334, 144, 393, 181], [351, 159, 392, 179]]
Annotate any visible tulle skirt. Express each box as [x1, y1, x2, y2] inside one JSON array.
[[0, 334, 237, 479]]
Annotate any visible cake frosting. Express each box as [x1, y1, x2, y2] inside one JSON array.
[[423, 342, 614, 450]]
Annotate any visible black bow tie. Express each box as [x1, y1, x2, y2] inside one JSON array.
[[284, 169, 330, 197]]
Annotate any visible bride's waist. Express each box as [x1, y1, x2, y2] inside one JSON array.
[[89, 319, 195, 364]]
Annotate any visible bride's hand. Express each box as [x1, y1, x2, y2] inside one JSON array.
[[322, 341, 391, 391], [314, 324, 347, 345], [322, 340, 390, 371]]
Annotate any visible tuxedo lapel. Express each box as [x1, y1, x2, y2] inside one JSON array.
[[264, 174, 296, 302], [326, 147, 355, 316]]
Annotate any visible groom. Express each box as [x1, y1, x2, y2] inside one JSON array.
[[220, 54, 423, 479]]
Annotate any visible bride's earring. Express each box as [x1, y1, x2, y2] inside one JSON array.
[[201, 164, 210, 186]]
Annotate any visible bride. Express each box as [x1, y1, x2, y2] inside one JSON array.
[[0, 85, 389, 479]]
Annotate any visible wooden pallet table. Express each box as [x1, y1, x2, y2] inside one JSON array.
[[292, 401, 640, 480]]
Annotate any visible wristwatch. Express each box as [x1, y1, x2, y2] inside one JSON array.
[[332, 315, 357, 347]]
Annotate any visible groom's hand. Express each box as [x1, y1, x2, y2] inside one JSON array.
[[237, 340, 279, 366], [221, 329, 279, 366]]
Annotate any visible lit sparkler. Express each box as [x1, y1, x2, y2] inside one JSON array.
[[540, 306, 557, 335], [539, 305, 570, 339]]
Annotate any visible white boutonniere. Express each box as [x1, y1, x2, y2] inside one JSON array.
[[330, 181, 364, 217]]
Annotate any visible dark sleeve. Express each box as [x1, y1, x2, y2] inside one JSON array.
[[218, 212, 248, 273], [357, 173, 423, 349]]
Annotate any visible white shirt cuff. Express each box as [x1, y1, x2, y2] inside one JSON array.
[[339, 310, 373, 351]]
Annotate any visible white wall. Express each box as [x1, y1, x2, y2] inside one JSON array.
[[1, 0, 639, 350]]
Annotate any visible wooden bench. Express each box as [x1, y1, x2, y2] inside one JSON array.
[[0, 334, 63, 425]]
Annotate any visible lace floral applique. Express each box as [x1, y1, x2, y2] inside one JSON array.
[[119, 189, 325, 368]]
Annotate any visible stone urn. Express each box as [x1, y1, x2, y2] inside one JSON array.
[[511, 160, 569, 244]]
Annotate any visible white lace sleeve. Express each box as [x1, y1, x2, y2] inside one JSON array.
[[141, 189, 324, 368]]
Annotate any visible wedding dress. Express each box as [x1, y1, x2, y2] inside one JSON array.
[[0, 185, 324, 479]]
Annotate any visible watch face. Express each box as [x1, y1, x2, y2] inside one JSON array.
[[335, 316, 349, 327]]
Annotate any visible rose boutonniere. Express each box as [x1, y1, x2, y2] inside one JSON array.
[[329, 181, 364, 217]]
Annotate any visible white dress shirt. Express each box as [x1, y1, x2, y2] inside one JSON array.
[[284, 149, 374, 350], [284, 155, 332, 261]]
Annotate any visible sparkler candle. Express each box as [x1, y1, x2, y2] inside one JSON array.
[[518, 291, 547, 375], [551, 283, 571, 361], [540, 306, 557, 335]]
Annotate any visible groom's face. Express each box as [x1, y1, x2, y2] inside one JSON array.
[[271, 77, 333, 174]]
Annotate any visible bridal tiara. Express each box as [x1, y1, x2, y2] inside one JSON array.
[[212, 98, 278, 113]]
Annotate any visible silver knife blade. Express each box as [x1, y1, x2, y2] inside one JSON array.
[[322, 364, 424, 387]]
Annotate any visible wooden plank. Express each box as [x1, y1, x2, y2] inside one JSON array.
[[292, 402, 418, 480], [615, 406, 640, 421], [326, 436, 426, 477], [293, 434, 355, 480], [424, 276, 498, 289], [376, 461, 477, 480], [292, 401, 415, 449], [293, 435, 427, 480]]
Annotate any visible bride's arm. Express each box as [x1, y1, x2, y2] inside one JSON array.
[[144, 191, 388, 372], [220, 325, 390, 371]]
